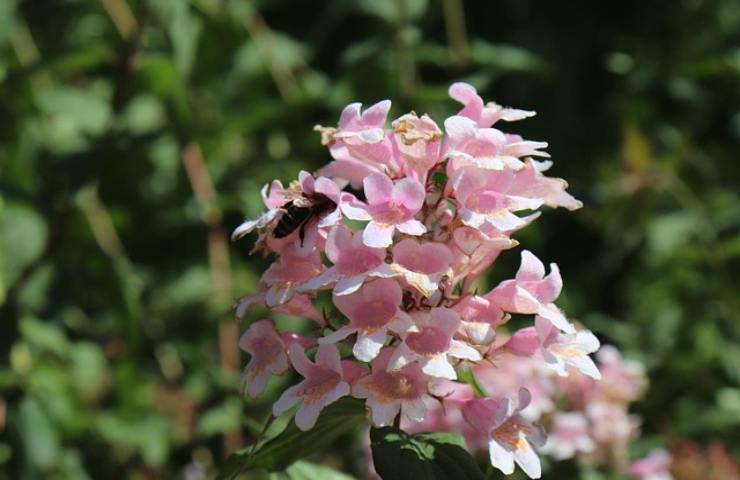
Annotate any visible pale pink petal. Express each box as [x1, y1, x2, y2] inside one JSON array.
[[354, 329, 388, 362], [340, 193, 372, 221], [334, 274, 368, 296], [318, 326, 355, 345], [396, 219, 427, 236], [362, 99, 392, 126], [317, 207, 342, 228], [513, 440, 542, 479], [246, 370, 270, 399], [339, 102, 361, 128], [516, 250, 546, 282], [422, 355, 457, 380], [272, 384, 302, 416], [387, 343, 415, 371], [300, 268, 341, 292], [364, 173, 394, 205], [392, 178, 425, 211], [448, 340, 482, 361], [367, 397, 401, 427], [537, 303, 575, 333], [488, 439, 516, 475], [504, 327, 540, 357], [287, 342, 314, 377], [315, 343, 343, 373], [402, 398, 427, 422], [363, 221, 395, 248]]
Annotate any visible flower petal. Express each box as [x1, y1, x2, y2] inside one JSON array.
[[363, 221, 395, 248]]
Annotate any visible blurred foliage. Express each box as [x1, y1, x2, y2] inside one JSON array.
[[0, 0, 738, 478]]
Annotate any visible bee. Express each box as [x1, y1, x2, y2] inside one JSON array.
[[273, 192, 336, 245]]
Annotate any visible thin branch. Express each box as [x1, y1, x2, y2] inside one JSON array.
[[99, 0, 139, 40], [181, 142, 243, 455], [442, 0, 469, 67], [243, 5, 300, 101]]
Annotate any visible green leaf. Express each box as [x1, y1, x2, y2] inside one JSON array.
[[270, 460, 357, 480], [0, 203, 47, 298], [17, 397, 61, 470], [197, 398, 243, 436], [370, 426, 484, 480], [218, 398, 365, 479]]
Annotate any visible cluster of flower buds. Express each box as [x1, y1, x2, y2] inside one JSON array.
[[233, 82, 599, 478], [400, 344, 661, 479]]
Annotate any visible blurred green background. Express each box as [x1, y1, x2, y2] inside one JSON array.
[[1, 0, 739, 478]]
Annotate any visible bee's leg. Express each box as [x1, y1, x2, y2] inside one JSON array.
[[299, 223, 306, 247]]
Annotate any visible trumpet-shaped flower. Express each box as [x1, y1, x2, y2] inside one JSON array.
[[352, 347, 431, 426], [449, 82, 535, 128], [540, 412, 595, 460], [628, 449, 673, 480], [510, 159, 583, 211], [389, 307, 481, 380], [452, 166, 543, 232], [502, 317, 600, 380], [536, 316, 601, 379], [273, 343, 351, 431], [445, 115, 526, 172], [461, 388, 546, 479], [239, 320, 290, 399], [261, 247, 324, 306], [232, 180, 287, 240], [391, 112, 442, 182], [452, 295, 507, 345], [488, 249, 574, 333], [322, 279, 412, 362], [317, 101, 399, 188], [341, 173, 427, 248], [300, 225, 394, 295], [391, 238, 453, 297]]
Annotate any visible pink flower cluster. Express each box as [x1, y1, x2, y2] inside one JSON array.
[[400, 344, 661, 478], [233, 82, 599, 478]]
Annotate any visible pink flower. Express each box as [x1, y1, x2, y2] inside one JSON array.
[[452, 166, 543, 232], [628, 449, 673, 480], [352, 347, 432, 426], [596, 345, 647, 404], [502, 318, 600, 379], [535, 316, 601, 379], [273, 343, 351, 431], [448, 82, 535, 128], [334, 100, 391, 145], [390, 238, 453, 297], [389, 307, 481, 380], [234, 292, 324, 326], [450, 226, 518, 283], [231, 180, 287, 240], [261, 247, 324, 306], [586, 401, 639, 445], [317, 101, 400, 188], [322, 279, 412, 362], [239, 320, 290, 399], [300, 225, 395, 295], [391, 112, 442, 182], [509, 159, 583, 211], [488, 250, 575, 333], [341, 173, 427, 248], [452, 295, 507, 345], [444, 115, 526, 172], [461, 388, 546, 479], [540, 412, 595, 460]]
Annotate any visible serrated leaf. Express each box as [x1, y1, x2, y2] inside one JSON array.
[[370, 426, 484, 480], [218, 397, 365, 479]]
